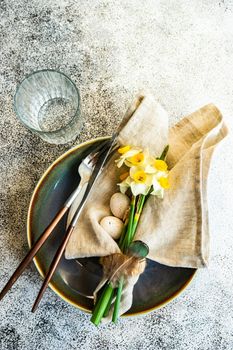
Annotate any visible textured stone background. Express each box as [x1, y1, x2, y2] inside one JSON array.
[[0, 1, 233, 349]]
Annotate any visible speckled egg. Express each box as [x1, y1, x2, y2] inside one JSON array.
[[100, 216, 124, 239], [110, 192, 130, 219]]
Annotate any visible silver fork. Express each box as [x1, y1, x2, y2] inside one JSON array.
[[65, 141, 111, 209], [0, 139, 114, 303], [66, 140, 118, 223]]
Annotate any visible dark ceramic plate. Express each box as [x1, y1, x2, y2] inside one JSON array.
[[27, 137, 196, 316]]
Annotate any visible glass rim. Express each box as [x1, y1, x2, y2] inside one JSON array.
[[13, 69, 81, 135]]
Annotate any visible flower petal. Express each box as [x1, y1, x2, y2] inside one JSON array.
[[118, 145, 131, 154], [128, 153, 145, 166], [154, 159, 168, 171], [145, 164, 157, 174], [159, 177, 170, 189], [151, 188, 164, 198], [131, 182, 151, 196], [123, 148, 141, 158], [144, 173, 153, 186], [118, 182, 130, 194], [154, 170, 168, 179], [115, 158, 125, 168], [152, 177, 161, 191], [125, 176, 132, 185]]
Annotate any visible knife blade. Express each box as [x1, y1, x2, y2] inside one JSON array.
[[70, 135, 118, 227]]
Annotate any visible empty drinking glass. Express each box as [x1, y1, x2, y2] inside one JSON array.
[[14, 69, 82, 144]]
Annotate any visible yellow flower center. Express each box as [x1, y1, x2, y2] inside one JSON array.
[[132, 170, 147, 183], [119, 171, 129, 181], [118, 145, 131, 154], [159, 177, 170, 189], [154, 159, 168, 172], [129, 153, 144, 165]]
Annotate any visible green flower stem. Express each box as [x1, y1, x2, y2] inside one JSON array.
[[131, 194, 146, 240], [92, 215, 131, 324], [118, 222, 127, 248], [91, 283, 114, 326], [112, 196, 137, 323], [121, 196, 136, 252], [112, 277, 124, 323], [103, 288, 115, 317]]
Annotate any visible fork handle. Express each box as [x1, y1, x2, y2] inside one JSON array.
[[31, 224, 75, 312], [0, 206, 68, 302], [65, 182, 85, 208]]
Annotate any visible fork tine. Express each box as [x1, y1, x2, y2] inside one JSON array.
[[85, 139, 109, 163], [89, 139, 110, 156], [89, 142, 119, 171], [87, 139, 117, 165]]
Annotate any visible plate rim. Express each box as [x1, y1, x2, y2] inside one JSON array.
[[27, 136, 197, 317]]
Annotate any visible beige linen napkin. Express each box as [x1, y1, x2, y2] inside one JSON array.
[[65, 93, 227, 319], [66, 93, 227, 266], [135, 102, 228, 268]]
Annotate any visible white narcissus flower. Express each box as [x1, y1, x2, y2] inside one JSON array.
[[145, 158, 168, 174], [151, 176, 164, 198], [129, 166, 153, 196], [124, 148, 150, 168], [151, 174, 170, 198]]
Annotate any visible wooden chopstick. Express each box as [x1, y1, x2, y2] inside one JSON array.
[[0, 206, 68, 302], [32, 224, 75, 312], [0, 141, 112, 303]]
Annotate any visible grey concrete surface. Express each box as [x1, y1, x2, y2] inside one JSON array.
[[0, 1, 233, 349]]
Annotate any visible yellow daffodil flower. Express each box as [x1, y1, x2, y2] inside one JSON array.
[[125, 148, 151, 168], [131, 169, 147, 183], [115, 146, 142, 168], [145, 157, 168, 174], [126, 152, 145, 167]]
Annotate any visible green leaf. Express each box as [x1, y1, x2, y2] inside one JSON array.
[[127, 240, 149, 258], [158, 145, 169, 160]]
